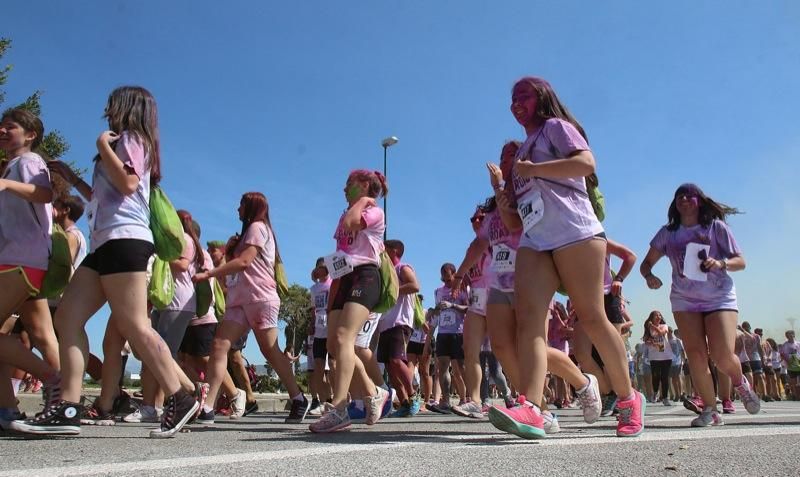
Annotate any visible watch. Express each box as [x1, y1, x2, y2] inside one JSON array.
[[722, 258, 729, 270]]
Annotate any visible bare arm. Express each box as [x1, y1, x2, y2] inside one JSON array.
[[398, 265, 420, 295], [194, 245, 259, 281], [514, 150, 596, 180], [96, 133, 140, 196], [342, 197, 376, 232], [640, 246, 665, 290], [0, 178, 52, 203]]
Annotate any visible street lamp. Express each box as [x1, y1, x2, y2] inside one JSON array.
[[381, 136, 398, 240]]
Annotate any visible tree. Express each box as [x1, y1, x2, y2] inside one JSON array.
[[0, 37, 77, 192], [277, 283, 312, 373]]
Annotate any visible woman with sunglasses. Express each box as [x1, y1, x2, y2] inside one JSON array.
[[640, 183, 759, 427]]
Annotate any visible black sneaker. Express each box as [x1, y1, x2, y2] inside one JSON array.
[[12, 400, 82, 435], [243, 400, 259, 417], [149, 390, 199, 439], [196, 408, 215, 425], [285, 395, 310, 424]]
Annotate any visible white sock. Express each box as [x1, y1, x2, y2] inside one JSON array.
[[10, 379, 21, 397], [202, 404, 214, 413], [292, 393, 303, 402]]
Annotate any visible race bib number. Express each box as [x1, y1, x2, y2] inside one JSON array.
[[324, 252, 354, 280], [226, 273, 240, 288], [411, 328, 424, 342], [518, 191, 544, 233], [86, 199, 99, 230], [315, 310, 327, 329], [491, 244, 516, 273], [470, 288, 488, 311], [440, 312, 456, 327]]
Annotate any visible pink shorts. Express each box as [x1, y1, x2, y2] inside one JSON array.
[[0, 265, 47, 296], [224, 300, 280, 331]]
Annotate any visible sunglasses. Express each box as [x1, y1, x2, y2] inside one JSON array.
[[675, 193, 699, 201], [470, 216, 482, 224], [697, 249, 709, 272]]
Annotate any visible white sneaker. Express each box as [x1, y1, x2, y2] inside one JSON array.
[[123, 406, 161, 423], [575, 373, 602, 424], [543, 411, 560, 434], [230, 389, 246, 419], [735, 377, 761, 415], [365, 387, 389, 425], [662, 398, 674, 407], [691, 408, 724, 427]]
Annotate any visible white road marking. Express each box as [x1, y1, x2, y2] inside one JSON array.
[[0, 443, 412, 477]]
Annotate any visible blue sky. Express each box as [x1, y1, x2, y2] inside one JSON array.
[[4, 1, 799, 369]]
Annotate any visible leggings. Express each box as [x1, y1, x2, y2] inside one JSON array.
[[650, 360, 673, 400], [480, 351, 509, 403]]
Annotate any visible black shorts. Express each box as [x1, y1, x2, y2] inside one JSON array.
[[377, 325, 411, 364], [604, 294, 625, 324], [700, 308, 738, 318], [81, 239, 154, 276], [741, 362, 752, 374], [313, 338, 328, 361], [683, 362, 691, 376], [407, 341, 425, 356], [179, 323, 217, 357], [764, 366, 775, 376], [230, 331, 249, 351], [436, 333, 464, 360], [331, 265, 382, 311]]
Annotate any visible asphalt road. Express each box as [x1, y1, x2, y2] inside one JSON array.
[[2, 399, 799, 476]]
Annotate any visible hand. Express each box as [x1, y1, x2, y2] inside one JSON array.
[[495, 190, 512, 210], [437, 301, 452, 310], [192, 271, 211, 283], [486, 162, 503, 188], [703, 258, 724, 271], [96, 131, 120, 149], [611, 279, 623, 296], [358, 196, 377, 208], [513, 159, 537, 179], [645, 274, 663, 290], [47, 160, 81, 185], [450, 277, 463, 296]]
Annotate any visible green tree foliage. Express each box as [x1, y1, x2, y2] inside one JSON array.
[[277, 283, 312, 373], [0, 37, 78, 193]]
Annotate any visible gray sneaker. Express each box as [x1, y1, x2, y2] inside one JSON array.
[[364, 387, 389, 425], [452, 401, 484, 419], [575, 373, 602, 424], [691, 408, 724, 427], [735, 377, 761, 415], [229, 389, 246, 419]]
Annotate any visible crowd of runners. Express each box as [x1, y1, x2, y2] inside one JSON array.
[[0, 78, 796, 440]]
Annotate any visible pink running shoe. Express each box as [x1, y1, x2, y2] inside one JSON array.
[[721, 399, 735, 414], [735, 377, 761, 415], [487, 395, 545, 440], [616, 391, 645, 438]]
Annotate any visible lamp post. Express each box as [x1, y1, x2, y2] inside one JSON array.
[[381, 136, 398, 240]]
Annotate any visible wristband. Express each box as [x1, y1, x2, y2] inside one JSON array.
[[614, 276, 624, 283], [493, 181, 505, 191], [721, 258, 729, 270]]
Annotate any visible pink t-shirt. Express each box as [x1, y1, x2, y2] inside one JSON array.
[[166, 232, 197, 312], [225, 222, 279, 307], [192, 249, 218, 326], [478, 209, 521, 292], [89, 132, 153, 251], [0, 152, 53, 270], [333, 205, 385, 267]]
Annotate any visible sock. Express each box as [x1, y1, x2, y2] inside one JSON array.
[[576, 377, 591, 394], [10, 379, 21, 397], [292, 393, 304, 402], [354, 400, 365, 411], [202, 404, 213, 413], [141, 405, 156, 414]]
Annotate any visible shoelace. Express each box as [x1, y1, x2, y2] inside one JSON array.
[[617, 406, 632, 424], [163, 396, 176, 429], [577, 387, 598, 408]]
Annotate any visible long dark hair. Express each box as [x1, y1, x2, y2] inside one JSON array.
[[177, 209, 204, 269], [642, 310, 663, 341], [666, 183, 741, 231], [103, 86, 162, 186], [227, 192, 282, 264], [513, 78, 598, 187]]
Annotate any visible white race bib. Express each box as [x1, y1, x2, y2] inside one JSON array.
[[411, 328, 424, 342], [470, 288, 488, 311], [491, 244, 516, 273], [324, 252, 354, 280], [518, 191, 544, 233], [315, 310, 327, 329], [440, 312, 456, 327], [86, 198, 99, 230]]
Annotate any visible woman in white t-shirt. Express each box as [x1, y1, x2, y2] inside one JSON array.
[[644, 311, 674, 406]]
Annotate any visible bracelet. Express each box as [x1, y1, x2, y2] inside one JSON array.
[[493, 181, 505, 191], [614, 276, 624, 283], [721, 258, 729, 270]]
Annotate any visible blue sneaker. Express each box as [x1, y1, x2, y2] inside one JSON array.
[[347, 401, 367, 423], [391, 402, 412, 418], [409, 398, 421, 416], [381, 388, 395, 418]]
